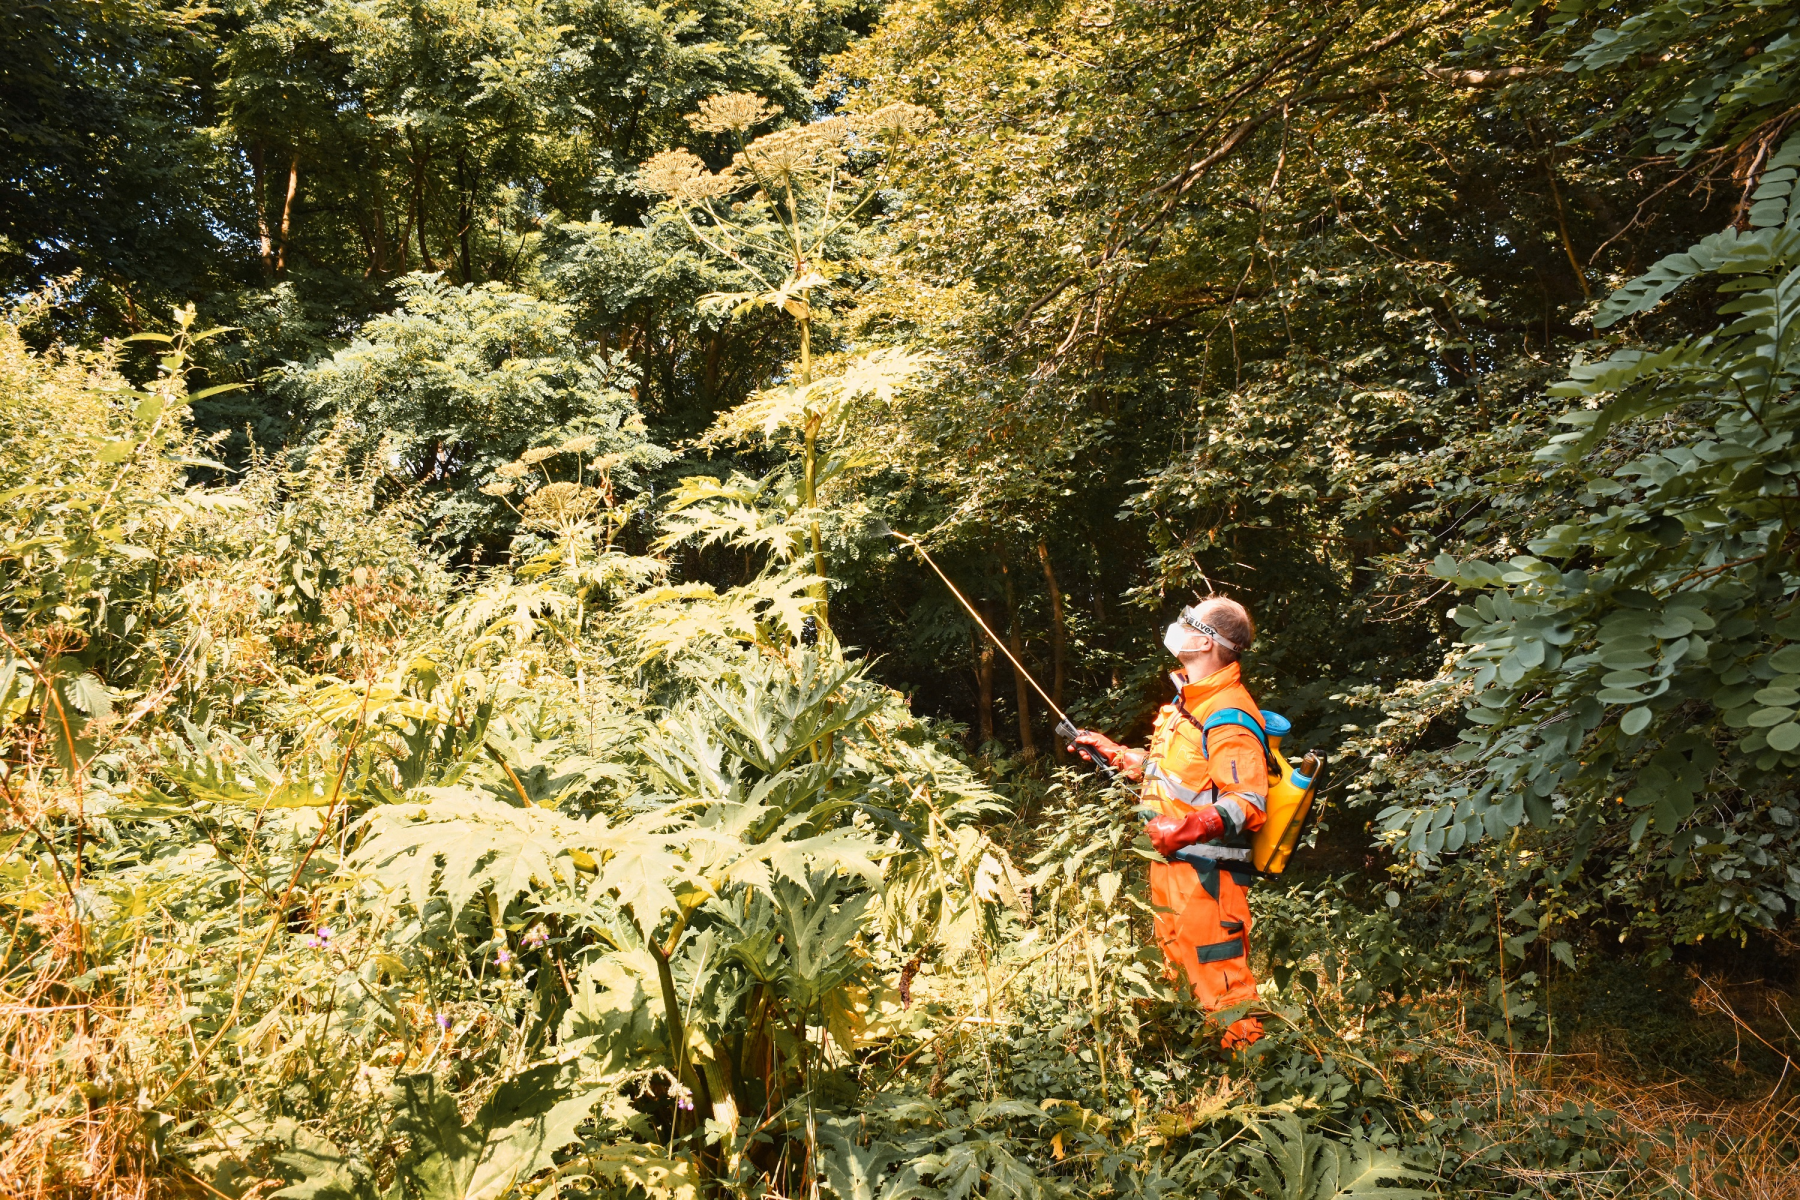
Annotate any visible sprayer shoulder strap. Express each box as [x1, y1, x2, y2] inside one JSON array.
[[1171, 697, 1271, 767], [1173, 694, 1274, 788], [1188, 705, 1274, 780], [1198, 706, 1270, 764]]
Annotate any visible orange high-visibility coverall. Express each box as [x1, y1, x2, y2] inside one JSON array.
[[1138, 662, 1268, 1047]]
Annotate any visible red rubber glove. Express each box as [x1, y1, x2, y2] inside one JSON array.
[[1067, 729, 1126, 765], [1145, 807, 1225, 856], [1067, 730, 1147, 779]]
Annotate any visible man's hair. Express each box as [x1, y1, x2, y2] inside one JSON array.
[[1197, 596, 1255, 664]]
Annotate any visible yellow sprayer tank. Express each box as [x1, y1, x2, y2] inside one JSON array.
[[1251, 710, 1322, 875]]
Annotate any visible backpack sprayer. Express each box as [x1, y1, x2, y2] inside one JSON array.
[[1230, 711, 1326, 876], [879, 525, 1324, 874]]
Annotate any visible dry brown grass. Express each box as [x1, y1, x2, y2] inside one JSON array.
[[1456, 970, 1800, 1200], [0, 902, 171, 1200], [1493, 1053, 1799, 1200]]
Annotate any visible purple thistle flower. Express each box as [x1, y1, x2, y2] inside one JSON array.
[[436, 1013, 453, 1030], [495, 948, 511, 965]]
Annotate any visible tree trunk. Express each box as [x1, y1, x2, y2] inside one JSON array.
[[251, 143, 273, 276], [1000, 559, 1037, 760], [456, 150, 474, 284], [275, 152, 299, 274], [703, 331, 722, 404], [1038, 540, 1068, 760], [410, 131, 433, 270], [973, 628, 995, 749], [394, 191, 412, 273], [372, 185, 386, 276]]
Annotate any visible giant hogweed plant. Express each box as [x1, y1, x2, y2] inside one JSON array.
[[1379, 131, 1800, 951], [254, 647, 1015, 1199], [111, 411, 1020, 1198], [638, 95, 936, 630]]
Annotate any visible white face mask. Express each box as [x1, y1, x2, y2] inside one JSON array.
[[1164, 622, 1204, 658]]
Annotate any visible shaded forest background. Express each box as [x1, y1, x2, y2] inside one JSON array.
[[4, 0, 1800, 1196]]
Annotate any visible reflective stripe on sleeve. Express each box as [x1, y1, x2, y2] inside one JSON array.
[[1144, 760, 1212, 806], [1221, 789, 1266, 813], [1174, 844, 1252, 863]]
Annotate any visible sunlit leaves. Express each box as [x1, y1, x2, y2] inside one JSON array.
[[353, 787, 600, 920], [286, 277, 671, 545], [702, 348, 937, 446]]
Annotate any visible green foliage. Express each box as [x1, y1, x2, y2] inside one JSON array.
[[286, 275, 670, 544], [382, 1068, 607, 1200], [8, 1, 1800, 1198], [0, 1, 227, 331], [1556, 0, 1800, 159], [271, 1066, 616, 1200], [1378, 106, 1800, 950], [813, 0, 1716, 754], [1241, 1114, 1431, 1200]]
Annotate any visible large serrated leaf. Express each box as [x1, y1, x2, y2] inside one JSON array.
[[352, 787, 599, 919], [387, 1066, 608, 1200], [577, 1143, 698, 1200], [1244, 1112, 1434, 1199], [269, 1120, 378, 1200]]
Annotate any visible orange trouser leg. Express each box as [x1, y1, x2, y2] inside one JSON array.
[[1148, 860, 1263, 1047]]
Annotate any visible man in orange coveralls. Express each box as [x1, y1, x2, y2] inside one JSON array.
[[1068, 597, 1267, 1048]]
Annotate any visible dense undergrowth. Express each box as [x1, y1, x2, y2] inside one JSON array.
[[9, 0, 1800, 1196], [0, 303, 1792, 1200]]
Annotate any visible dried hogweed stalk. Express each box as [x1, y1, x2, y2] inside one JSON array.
[[860, 102, 935, 137], [688, 92, 776, 135], [521, 481, 598, 527], [638, 149, 740, 202]]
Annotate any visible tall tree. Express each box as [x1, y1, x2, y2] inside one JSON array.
[[0, 0, 231, 335], [822, 0, 1716, 753]]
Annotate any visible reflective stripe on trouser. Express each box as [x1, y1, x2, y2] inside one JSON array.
[[1148, 858, 1263, 1048]]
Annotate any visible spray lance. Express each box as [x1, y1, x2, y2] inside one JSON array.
[[876, 524, 1114, 780], [877, 523, 1328, 873]]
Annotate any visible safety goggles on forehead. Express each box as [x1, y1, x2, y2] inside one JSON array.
[[1163, 607, 1239, 657]]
